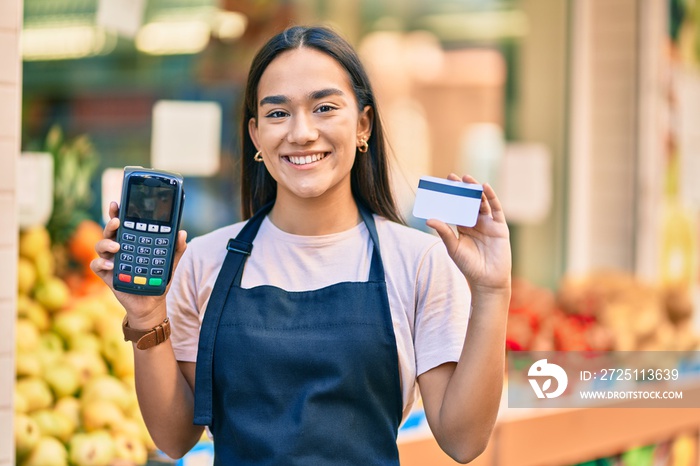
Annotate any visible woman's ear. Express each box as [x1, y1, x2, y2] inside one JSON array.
[[357, 105, 373, 142], [248, 117, 260, 150]]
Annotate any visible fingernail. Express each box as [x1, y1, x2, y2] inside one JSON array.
[[105, 261, 114, 269]]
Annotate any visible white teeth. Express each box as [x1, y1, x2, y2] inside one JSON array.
[[288, 153, 325, 165]]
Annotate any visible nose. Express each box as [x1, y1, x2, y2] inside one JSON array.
[[287, 113, 318, 145]]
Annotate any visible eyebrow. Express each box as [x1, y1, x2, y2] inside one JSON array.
[[259, 88, 345, 106]]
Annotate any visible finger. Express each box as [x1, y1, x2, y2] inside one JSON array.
[[89, 256, 114, 277], [171, 230, 188, 271], [103, 216, 120, 241], [479, 192, 492, 217], [109, 201, 120, 220], [426, 219, 458, 254], [461, 174, 479, 185], [447, 173, 460, 182], [483, 182, 506, 223], [95, 238, 120, 259]]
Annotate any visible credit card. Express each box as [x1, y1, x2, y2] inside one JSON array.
[[412, 176, 484, 227]]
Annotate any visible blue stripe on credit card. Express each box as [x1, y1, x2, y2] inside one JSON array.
[[417, 179, 483, 199]]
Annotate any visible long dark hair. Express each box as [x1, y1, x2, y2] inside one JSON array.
[[240, 25, 404, 224]]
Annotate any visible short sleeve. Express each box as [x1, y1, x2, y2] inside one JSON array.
[[413, 242, 471, 377], [166, 243, 202, 362]]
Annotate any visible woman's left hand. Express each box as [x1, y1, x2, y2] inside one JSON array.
[[426, 174, 511, 294]]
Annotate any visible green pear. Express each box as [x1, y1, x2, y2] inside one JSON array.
[[52, 310, 93, 342], [16, 377, 53, 412], [69, 430, 116, 466], [67, 333, 102, 354], [82, 399, 125, 432], [33, 276, 70, 312], [14, 413, 40, 457], [44, 363, 80, 398], [22, 436, 68, 466], [81, 375, 132, 411], [16, 295, 50, 332], [63, 350, 108, 386], [37, 332, 66, 372], [14, 387, 29, 413], [54, 396, 81, 429], [112, 432, 148, 464], [15, 352, 43, 378], [18, 256, 38, 295], [15, 319, 40, 352], [30, 409, 76, 444]]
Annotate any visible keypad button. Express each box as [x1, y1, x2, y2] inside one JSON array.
[[152, 258, 166, 266], [149, 278, 163, 286], [120, 253, 134, 262], [119, 264, 133, 272], [139, 237, 153, 245], [137, 246, 151, 255], [122, 233, 136, 242], [155, 238, 170, 246], [154, 248, 168, 256], [121, 243, 135, 252], [136, 257, 150, 265], [134, 276, 147, 285], [151, 268, 164, 276], [135, 266, 148, 275], [118, 274, 132, 283], [136, 223, 147, 231], [124, 221, 135, 229], [160, 226, 172, 233], [148, 224, 159, 232]]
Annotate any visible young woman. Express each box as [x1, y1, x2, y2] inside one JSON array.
[[92, 25, 511, 465]]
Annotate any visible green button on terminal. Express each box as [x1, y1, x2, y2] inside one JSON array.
[[149, 278, 163, 286]]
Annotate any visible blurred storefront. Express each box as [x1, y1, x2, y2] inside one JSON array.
[[3, 0, 700, 465]]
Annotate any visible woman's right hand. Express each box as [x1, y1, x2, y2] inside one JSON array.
[[90, 201, 187, 328]]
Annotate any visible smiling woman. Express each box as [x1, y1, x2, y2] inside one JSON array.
[[91, 25, 512, 466]]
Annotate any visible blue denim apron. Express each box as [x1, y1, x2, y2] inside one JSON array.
[[193, 203, 403, 465]]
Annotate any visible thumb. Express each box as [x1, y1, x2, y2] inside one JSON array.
[[171, 230, 188, 271]]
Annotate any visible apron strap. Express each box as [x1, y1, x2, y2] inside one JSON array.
[[193, 202, 273, 425], [357, 203, 385, 283]]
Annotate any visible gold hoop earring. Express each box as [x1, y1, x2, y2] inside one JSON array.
[[254, 151, 263, 162], [357, 139, 369, 153]]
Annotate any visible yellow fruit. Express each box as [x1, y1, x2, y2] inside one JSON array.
[[63, 350, 108, 386], [52, 310, 93, 341], [30, 409, 76, 444], [15, 377, 53, 413], [14, 387, 29, 413], [54, 396, 81, 429], [14, 413, 41, 457], [69, 430, 115, 466], [82, 399, 125, 432], [33, 276, 70, 312], [19, 226, 51, 262], [17, 257, 37, 295], [23, 436, 68, 466], [44, 363, 80, 398], [81, 375, 131, 411], [33, 252, 56, 282], [15, 352, 43, 378], [17, 296, 50, 332], [113, 432, 148, 464], [15, 318, 41, 353]]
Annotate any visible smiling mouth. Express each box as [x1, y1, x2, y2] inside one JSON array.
[[283, 153, 329, 166]]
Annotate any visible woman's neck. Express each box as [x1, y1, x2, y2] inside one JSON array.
[[269, 191, 361, 236]]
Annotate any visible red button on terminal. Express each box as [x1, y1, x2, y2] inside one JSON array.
[[118, 273, 132, 283]]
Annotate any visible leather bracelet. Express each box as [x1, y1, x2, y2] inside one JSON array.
[[122, 316, 171, 350]]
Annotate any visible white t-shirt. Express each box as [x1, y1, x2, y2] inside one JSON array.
[[167, 214, 471, 422]]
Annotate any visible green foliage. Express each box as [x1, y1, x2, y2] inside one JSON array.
[[44, 126, 99, 245]]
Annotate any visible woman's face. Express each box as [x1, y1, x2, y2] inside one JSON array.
[[249, 47, 372, 204]]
